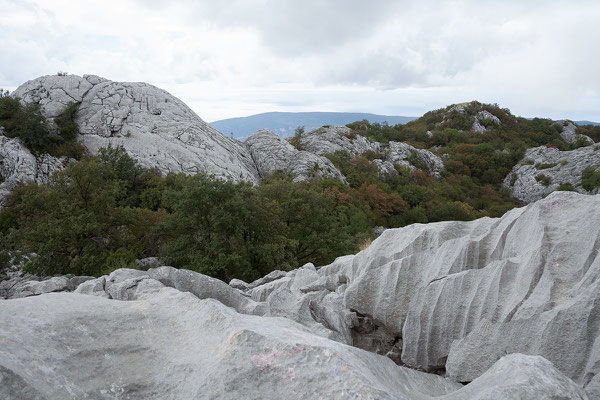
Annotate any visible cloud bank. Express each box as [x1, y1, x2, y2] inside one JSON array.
[[1, 0, 598, 122]]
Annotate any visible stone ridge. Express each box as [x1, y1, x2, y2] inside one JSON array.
[[9, 74, 444, 191], [503, 144, 600, 203], [245, 129, 346, 182], [13, 74, 260, 182], [297, 125, 444, 178]]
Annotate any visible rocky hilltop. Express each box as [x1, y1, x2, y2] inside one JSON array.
[[12, 74, 260, 182], [1, 191, 598, 398], [0, 74, 442, 206]]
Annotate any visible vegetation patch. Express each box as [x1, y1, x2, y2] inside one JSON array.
[[0, 97, 84, 158], [582, 167, 600, 192], [535, 162, 558, 169], [535, 174, 552, 187], [289, 126, 304, 150]]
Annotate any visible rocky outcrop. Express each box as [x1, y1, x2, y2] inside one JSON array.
[[298, 125, 444, 178], [245, 129, 345, 182], [13, 74, 260, 183], [1, 193, 597, 397], [0, 268, 93, 299], [0, 283, 588, 398], [471, 110, 501, 133], [0, 132, 65, 207], [228, 191, 600, 395], [300, 125, 382, 156], [6, 75, 447, 204], [503, 144, 600, 203], [557, 120, 594, 144]]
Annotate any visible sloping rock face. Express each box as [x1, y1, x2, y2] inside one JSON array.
[[0, 131, 64, 207], [0, 286, 588, 398], [231, 191, 600, 395], [13, 74, 260, 183], [503, 144, 600, 203], [0, 290, 464, 399], [245, 129, 345, 182], [298, 125, 444, 178]]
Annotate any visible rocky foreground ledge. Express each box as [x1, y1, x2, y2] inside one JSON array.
[[1, 191, 599, 399]]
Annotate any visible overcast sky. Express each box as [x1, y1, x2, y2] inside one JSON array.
[[1, 0, 599, 122]]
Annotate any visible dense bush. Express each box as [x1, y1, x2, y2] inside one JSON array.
[[0, 97, 83, 158], [0, 149, 162, 276], [582, 167, 600, 192], [0, 147, 372, 281]]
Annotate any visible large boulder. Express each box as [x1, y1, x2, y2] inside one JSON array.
[[13, 74, 260, 183], [300, 125, 382, 156], [471, 110, 501, 133], [0, 290, 464, 399], [244, 129, 345, 182], [503, 144, 600, 203], [0, 289, 588, 399]]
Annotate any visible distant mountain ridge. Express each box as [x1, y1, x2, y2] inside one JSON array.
[[210, 112, 417, 139], [574, 120, 600, 126], [211, 112, 599, 140]]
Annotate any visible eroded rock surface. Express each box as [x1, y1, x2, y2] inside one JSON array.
[[245, 129, 345, 182], [0, 288, 588, 399], [503, 144, 600, 203], [229, 191, 600, 394], [0, 132, 64, 208], [13, 74, 260, 183], [298, 125, 444, 178], [0, 290, 465, 399], [557, 120, 594, 145]]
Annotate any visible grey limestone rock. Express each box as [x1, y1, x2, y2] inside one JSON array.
[[135, 257, 162, 271], [471, 110, 501, 133], [0, 284, 590, 398], [300, 125, 382, 156], [229, 278, 250, 291], [245, 129, 345, 182], [13, 74, 260, 183], [503, 144, 600, 203], [442, 354, 589, 400], [74, 275, 110, 298], [0, 133, 64, 208], [0, 290, 465, 400], [298, 125, 444, 178], [336, 191, 600, 392], [557, 120, 594, 144], [228, 191, 597, 393], [0, 272, 94, 299]]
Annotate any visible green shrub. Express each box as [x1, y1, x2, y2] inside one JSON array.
[[535, 162, 558, 169], [556, 182, 575, 191], [582, 167, 600, 191], [535, 174, 552, 187], [408, 150, 430, 174], [0, 98, 83, 158], [289, 126, 304, 150]]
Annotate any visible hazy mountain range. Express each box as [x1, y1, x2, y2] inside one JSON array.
[[211, 112, 599, 139], [210, 112, 417, 139]]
